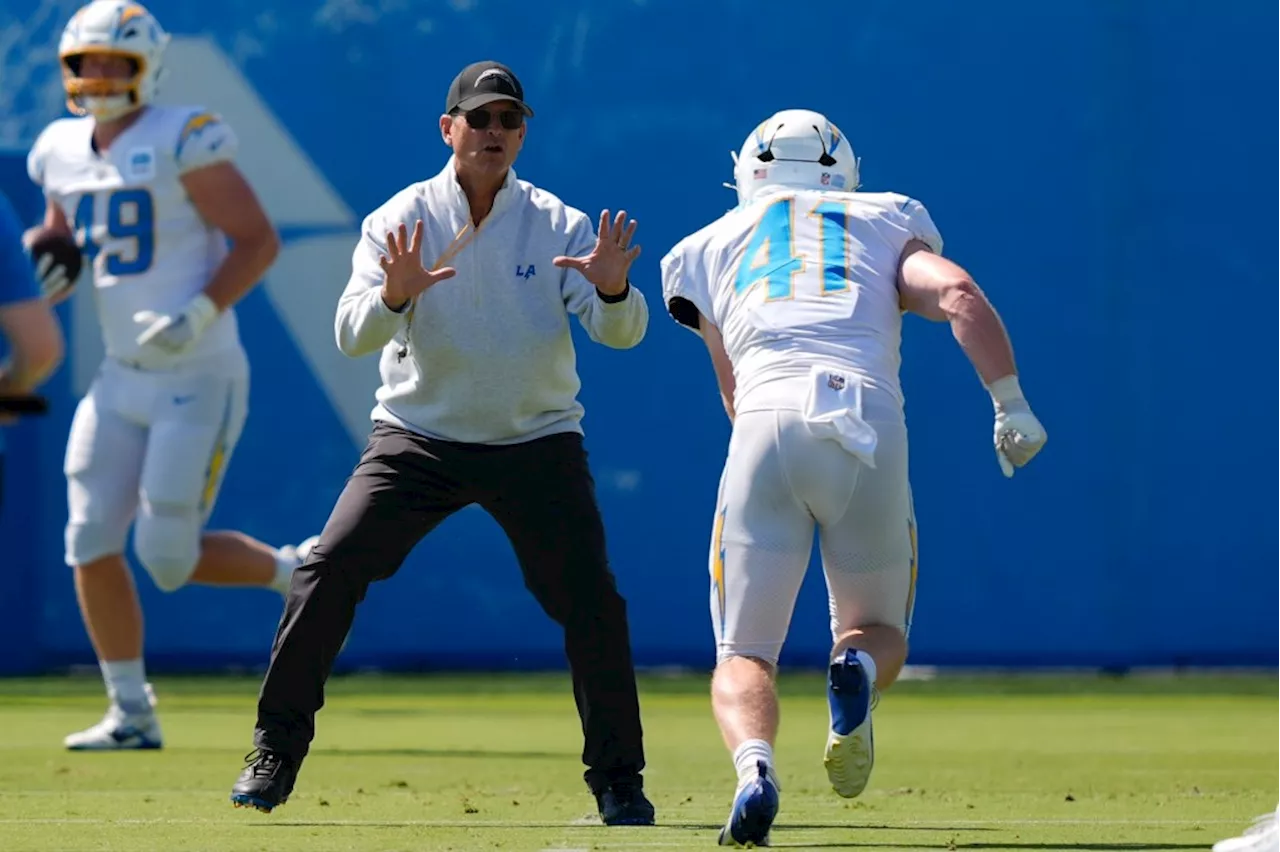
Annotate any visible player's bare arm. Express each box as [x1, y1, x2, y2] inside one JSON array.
[[0, 298, 64, 394], [182, 162, 280, 311], [697, 310, 736, 422], [897, 239, 1017, 386], [898, 239, 1047, 476], [25, 199, 78, 306], [21, 198, 71, 249], [41, 198, 70, 237]]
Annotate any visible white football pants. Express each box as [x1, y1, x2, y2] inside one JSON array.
[[709, 407, 917, 665], [63, 352, 250, 592]]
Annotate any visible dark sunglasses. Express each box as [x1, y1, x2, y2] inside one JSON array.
[[456, 108, 524, 130]]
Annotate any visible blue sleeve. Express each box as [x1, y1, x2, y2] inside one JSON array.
[[0, 192, 38, 308]]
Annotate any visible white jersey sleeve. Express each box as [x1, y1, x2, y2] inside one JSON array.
[[27, 120, 67, 196], [173, 110, 238, 174], [27, 132, 47, 188], [890, 193, 943, 255], [661, 230, 716, 337]]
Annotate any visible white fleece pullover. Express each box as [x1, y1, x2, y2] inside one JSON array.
[[335, 159, 648, 445]]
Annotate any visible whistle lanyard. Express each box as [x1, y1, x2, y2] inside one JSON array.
[[398, 218, 486, 361]]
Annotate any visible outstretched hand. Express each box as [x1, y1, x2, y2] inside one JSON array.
[[379, 220, 457, 310], [553, 210, 640, 297]]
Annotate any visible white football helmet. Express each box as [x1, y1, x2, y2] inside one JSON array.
[[730, 109, 860, 207], [58, 1, 169, 121]]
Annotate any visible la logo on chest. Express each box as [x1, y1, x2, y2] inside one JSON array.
[[515, 264, 536, 280]]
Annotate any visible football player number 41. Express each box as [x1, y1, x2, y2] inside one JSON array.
[[733, 195, 859, 329], [74, 189, 156, 276]]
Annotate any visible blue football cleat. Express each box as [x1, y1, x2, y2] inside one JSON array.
[[824, 649, 876, 798], [718, 759, 779, 847]]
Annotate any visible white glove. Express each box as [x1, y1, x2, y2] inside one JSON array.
[[134, 294, 220, 355], [986, 375, 1047, 478], [35, 252, 72, 301]]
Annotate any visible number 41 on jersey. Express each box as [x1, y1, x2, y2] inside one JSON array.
[[734, 195, 858, 327]]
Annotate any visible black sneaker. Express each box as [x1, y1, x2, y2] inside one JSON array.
[[230, 748, 297, 813], [594, 775, 656, 826]]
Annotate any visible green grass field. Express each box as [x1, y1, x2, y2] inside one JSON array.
[[0, 671, 1273, 851]]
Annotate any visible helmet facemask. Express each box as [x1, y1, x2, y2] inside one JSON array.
[[57, 1, 170, 122], [61, 50, 146, 121]]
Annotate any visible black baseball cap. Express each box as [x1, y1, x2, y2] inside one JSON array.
[[445, 60, 534, 117]]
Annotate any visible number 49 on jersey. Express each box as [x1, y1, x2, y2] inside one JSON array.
[[74, 189, 157, 277]]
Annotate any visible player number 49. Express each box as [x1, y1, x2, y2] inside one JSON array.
[[73, 188, 156, 276]]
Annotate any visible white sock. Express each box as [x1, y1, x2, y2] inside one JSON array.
[[271, 548, 298, 595], [853, 649, 878, 689], [101, 659, 148, 712], [732, 739, 777, 790]]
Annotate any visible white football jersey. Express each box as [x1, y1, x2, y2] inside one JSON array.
[[661, 188, 943, 414], [28, 105, 244, 367]]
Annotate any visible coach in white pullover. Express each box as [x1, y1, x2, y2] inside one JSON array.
[[332, 149, 646, 443], [232, 61, 657, 828]]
